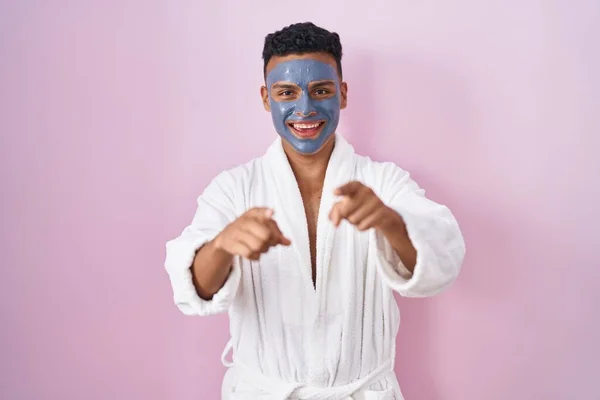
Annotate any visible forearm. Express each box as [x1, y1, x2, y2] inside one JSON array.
[[378, 206, 417, 273], [191, 237, 234, 300]]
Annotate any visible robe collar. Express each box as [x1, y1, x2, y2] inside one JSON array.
[[263, 133, 357, 292]]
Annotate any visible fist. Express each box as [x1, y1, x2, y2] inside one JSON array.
[[214, 208, 291, 261], [329, 181, 392, 231]]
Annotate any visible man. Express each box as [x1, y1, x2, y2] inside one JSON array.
[[165, 22, 465, 400]]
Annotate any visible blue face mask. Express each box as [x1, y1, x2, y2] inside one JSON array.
[[266, 59, 341, 155]]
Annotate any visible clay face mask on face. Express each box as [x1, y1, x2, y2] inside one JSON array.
[[266, 59, 341, 154]]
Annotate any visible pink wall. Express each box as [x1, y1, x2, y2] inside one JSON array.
[[1, 1, 598, 399]]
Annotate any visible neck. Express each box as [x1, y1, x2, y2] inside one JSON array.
[[282, 134, 336, 193]]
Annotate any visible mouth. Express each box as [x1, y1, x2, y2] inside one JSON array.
[[286, 120, 326, 139]]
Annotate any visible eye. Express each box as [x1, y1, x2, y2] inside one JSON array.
[[279, 90, 293, 96], [314, 89, 329, 95]]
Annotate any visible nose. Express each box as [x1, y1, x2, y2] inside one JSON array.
[[294, 110, 317, 117], [295, 91, 317, 117]]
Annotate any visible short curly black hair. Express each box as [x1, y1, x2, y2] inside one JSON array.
[[262, 22, 343, 78]]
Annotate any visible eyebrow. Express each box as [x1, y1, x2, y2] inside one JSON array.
[[309, 80, 336, 87], [271, 83, 299, 90]]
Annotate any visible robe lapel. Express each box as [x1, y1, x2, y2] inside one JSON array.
[[264, 137, 313, 293], [263, 134, 357, 301], [313, 135, 356, 311]]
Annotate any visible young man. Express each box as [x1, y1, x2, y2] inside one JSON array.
[[165, 22, 465, 400]]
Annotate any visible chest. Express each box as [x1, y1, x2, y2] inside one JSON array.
[[240, 173, 376, 314], [240, 160, 374, 290], [300, 191, 322, 286], [302, 192, 321, 234]]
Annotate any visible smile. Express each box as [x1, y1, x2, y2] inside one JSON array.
[[286, 121, 326, 138]]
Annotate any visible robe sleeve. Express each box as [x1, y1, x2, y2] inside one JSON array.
[[164, 171, 241, 316], [373, 163, 466, 297]]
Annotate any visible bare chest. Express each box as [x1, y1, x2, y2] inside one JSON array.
[[301, 193, 322, 287]]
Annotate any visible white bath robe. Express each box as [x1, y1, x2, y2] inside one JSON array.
[[164, 134, 465, 400]]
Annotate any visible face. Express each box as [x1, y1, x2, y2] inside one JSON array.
[[261, 53, 347, 155]]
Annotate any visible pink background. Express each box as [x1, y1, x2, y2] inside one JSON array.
[[1, 1, 599, 399]]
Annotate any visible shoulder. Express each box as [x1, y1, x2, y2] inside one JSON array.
[[352, 151, 425, 202], [354, 153, 411, 188]]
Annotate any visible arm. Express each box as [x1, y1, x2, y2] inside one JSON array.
[[329, 164, 465, 298], [377, 208, 417, 273], [373, 163, 466, 297], [165, 170, 291, 315], [164, 172, 240, 316], [191, 240, 235, 301], [192, 208, 291, 300]]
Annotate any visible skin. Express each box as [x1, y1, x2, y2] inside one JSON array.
[[264, 56, 343, 155], [191, 52, 416, 300], [192, 208, 291, 299]]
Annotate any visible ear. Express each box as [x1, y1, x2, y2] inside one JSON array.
[[340, 81, 348, 109], [260, 86, 271, 112]]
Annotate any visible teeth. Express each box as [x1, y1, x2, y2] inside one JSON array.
[[292, 123, 320, 129]]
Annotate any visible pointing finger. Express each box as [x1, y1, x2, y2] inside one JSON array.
[[268, 219, 291, 246], [329, 201, 343, 227], [334, 181, 364, 197]]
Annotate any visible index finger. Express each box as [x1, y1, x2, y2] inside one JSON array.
[[247, 207, 274, 219], [334, 181, 364, 197], [267, 219, 292, 246]]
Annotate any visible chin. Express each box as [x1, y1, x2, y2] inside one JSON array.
[[281, 131, 335, 156]]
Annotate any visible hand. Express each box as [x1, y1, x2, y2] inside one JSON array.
[[214, 208, 291, 261], [329, 181, 396, 231]]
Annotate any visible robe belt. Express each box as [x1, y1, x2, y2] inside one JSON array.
[[221, 340, 393, 400]]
